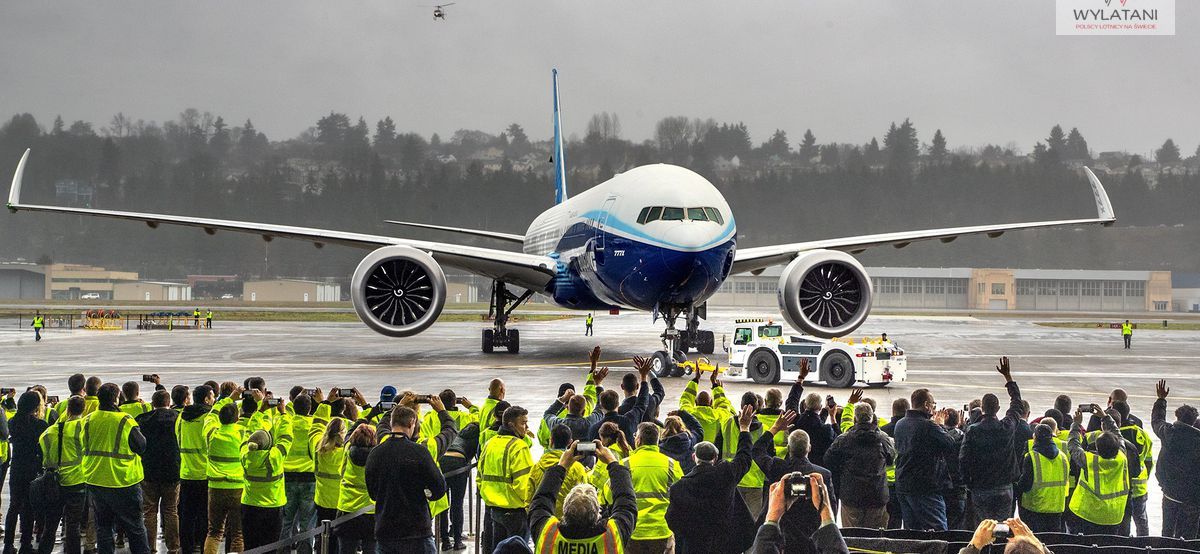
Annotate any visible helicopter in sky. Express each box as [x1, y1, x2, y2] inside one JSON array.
[[424, 3, 455, 20]]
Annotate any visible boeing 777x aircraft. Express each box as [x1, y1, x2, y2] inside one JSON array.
[[7, 70, 1116, 377]]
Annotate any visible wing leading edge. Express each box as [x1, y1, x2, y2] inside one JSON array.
[[731, 167, 1116, 275], [7, 149, 555, 292]]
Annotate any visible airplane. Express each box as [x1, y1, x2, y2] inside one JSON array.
[[6, 69, 1116, 378]]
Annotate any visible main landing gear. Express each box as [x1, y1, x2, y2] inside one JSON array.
[[482, 280, 532, 354], [649, 304, 716, 378]]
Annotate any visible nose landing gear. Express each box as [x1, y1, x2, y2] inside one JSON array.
[[650, 304, 715, 378]]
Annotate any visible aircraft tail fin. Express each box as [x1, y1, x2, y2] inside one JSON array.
[[551, 69, 567, 205]]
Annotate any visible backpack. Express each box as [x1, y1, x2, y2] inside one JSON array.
[[30, 421, 65, 511]]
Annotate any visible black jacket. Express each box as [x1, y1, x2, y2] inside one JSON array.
[[543, 400, 603, 448], [666, 431, 757, 554], [530, 462, 637, 548], [619, 376, 664, 422], [959, 414, 1016, 490], [894, 410, 958, 495], [1151, 398, 1200, 504], [587, 381, 648, 442], [659, 411, 704, 474], [783, 380, 837, 464], [824, 423, 895, 509], [753, 432, 837, 554], [365, 410, 455, 541], [135, 407, 181, 484], [752, 522, 849, 554], [7, 413, 48, 480]]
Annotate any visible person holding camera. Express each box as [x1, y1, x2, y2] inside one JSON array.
[[666, 405, 759, 554], [135, 390, 181, 554], [1066, 404, 1136, 536], [239, 399, 293, 551], [203, 391, 246, 554], [753, 409, 837, 553], [752, 472, 848, 554], [531, 440, 637, 553], [478, 405, 535, 552], [961, 518, 1050, 554], [894, 388, 958, 531]]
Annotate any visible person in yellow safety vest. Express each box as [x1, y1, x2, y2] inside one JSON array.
[[39, 396, 87, 554], [755, 388, 789, 458], [84, 376, 103, 416], [532, 440, 637, 554], [203, 394, 246, 554], [421, 389, 479, 440], [529, 425, 590, 518], [52, 374, 88, 423], [478, 378, 506, 446], [361, 386, 398, 425], [1015, 423, 1070, 533], [118, 381, 154, 419], [1122, 320, 1133, 349], [623, 422, 683, 552], [588, 421, 633, 506], [538, 349, 603, 449], [679, 367, 735, 443], [240, 400, 293, 551], [478, 405, 535, 553], [666, 407, 759, 554], [1082, 400, 1154, 537], [31, 311, 44, 341], [365, 395, 458, 553], [193, 308, 200, 328], [175, 384, 215, 554], [336, 424, 378, 554], [205, 310, 212, 329], [81, 383, 152, 554], [280, 394, 318, 554], [717, 391, 769, 519], [585, 312, 594, 336], [1067, 406, 1133, 535], [309, 403, 346, 554]]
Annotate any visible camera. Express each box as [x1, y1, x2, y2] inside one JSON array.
[[415, 394, 433, 404], [47, 395, 60, 404], [142, 374, 157, 382], [242, 391, 255, 401], [379, 401, 396, 410], [264, 398, 281, 408], [1078, 404, 1095, 413], [783, 472, 810, 500], [303, 388, 318, 397], [337, 389, 355, 398], [993, 523, 1011, 539], [575, 442, 597, 455]]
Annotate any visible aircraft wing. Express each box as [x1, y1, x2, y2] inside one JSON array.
[[7, 149, 556, 292], [384, 220, 525, 243], [731, 167, 1116, 275]]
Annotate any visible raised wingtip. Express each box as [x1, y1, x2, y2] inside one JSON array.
[[1083, 166, 1116, 222], [7, 148, 30, 211]]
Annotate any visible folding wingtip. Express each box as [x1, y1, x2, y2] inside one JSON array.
[[1083, 166, 1117, 224], [7, 148, 30, 212]]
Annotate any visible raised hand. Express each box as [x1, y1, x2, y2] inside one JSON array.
[[996, 356, 1012, 382], [559, 441, 582, 468], [558, 389, 575, 405], [634, 356, 652, 380], [594, 440, 616, 465], [692, 367, 704, 383], [738, 404, 755, 432], [428, 394, 446, 412], [589, 346, 602, 369], [772, 410, 797, 434], [1157, 379, 1169, 400], [848, 388, 864, 405], [594, 366, 610, 386], [709, 365, 721, 388], [798, 358, 810, 382]]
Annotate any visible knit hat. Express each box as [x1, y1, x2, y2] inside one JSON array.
[[247, 429, 272, 451]]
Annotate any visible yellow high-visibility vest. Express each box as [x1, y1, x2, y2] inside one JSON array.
[[679, 381, 735, 443], [719, 416, 764, 489], [624, 445, 681, 541], [1069, 450, 1129, 526], [32, 316, 44, 329], [119, 401, 151, 419], [1019, 442, 1069, 514], [82, 410, 144, 488], [1121, 425, 1152, 498], [537, 517, 623, 554], [425, 436, 450, 517], [283, 414, 314, 474], [1122, 323, 1132, 336], [337, 444, 374, 514], [40, 418, 86, 487], [206, 423, 246, 489], [478, 434, 534, 509], [241, 418, 293, 508]]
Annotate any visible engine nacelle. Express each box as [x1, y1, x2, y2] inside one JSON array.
[[777, 249, 873, 339], [351, 246, 447, 337]]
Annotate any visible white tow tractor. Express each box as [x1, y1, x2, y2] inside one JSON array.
[[722, 318, 906, 387]]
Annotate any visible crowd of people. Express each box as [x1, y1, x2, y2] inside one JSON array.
[[0, 349, 1198, 554]]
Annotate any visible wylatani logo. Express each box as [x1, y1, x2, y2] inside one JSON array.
[[1056, 0, 1175, 35]]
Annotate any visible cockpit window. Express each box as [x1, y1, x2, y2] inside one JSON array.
[[661, 207, 685, 221], [637, 207, 651, 224], [704, 207, 724, 225], [646, 207, 662, 223], [687, 208, 708, 221]]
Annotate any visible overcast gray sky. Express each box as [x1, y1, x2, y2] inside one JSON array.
[[2, 1, 1196, 154]]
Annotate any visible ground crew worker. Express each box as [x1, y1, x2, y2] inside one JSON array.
[[1016, 424, 1070, 533], [203, 394, 245, 554], [119, 381, 155, 418], [309, 403, 346, 554], [193, 308, 201, 328], [478, 405, 535, 552], [529, 425, 590, 518], [1122, 320, 1133, 349], [175, 385, 214, 554], [205, 310, 213, 329], [679, 368, 735, 443], [38, 395, 87, 554], [53, 374, 87, 422], [281, 394, 317, 554], [625, 422, 683, 552], [420, 389, 478, 439], [1086, 401, 1154, 536], [336, 424, 378, 554], [532, 440, 637, 554], [720, 391, 767, 519], [240, 401, 293, 551], [1067, 407, 1131, 535], [31, 311, 44, 342], [81, 383, 151, 554], [585, 313, 594, 336]]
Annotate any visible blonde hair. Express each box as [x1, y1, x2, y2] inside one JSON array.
[[662, 416, 686, 438], [318, 418, 347, 454]]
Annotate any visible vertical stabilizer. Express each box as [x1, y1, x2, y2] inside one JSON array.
[[552, 69, 568, 205]]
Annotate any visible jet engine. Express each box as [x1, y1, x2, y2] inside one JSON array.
[[350, 246, 447, 337], [777, 249, 873, 339]]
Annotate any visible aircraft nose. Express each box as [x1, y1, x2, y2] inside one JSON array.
[[660, 223, 724, 251]]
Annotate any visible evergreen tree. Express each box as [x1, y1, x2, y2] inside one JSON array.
[[1156, 138, 1181, 164], [1065, 127, 1091, 161], [929, 129, 948, 164], [1046, 125, 1067, 160], [374, 117, 397, 149], [760, 129, 790, 158], [864, 137, 881, 165], [819, 143, 840, 167], [52, 115, 65, 135], [209, 116, 231, 161], [797, 129, 818, 162], [883, 119, 919, 168]]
